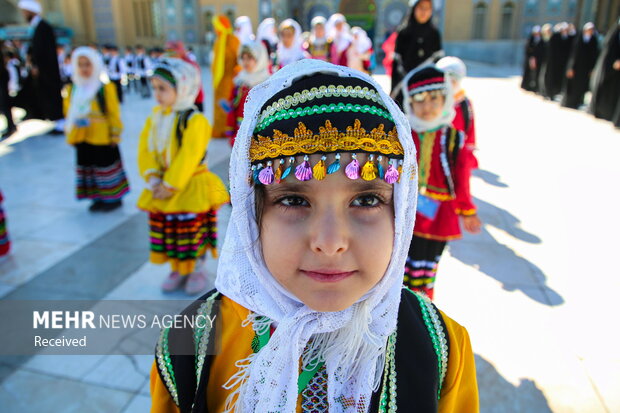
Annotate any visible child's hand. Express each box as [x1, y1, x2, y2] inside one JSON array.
[[153, 184, 174, 200], [461, 215, 482, 234]]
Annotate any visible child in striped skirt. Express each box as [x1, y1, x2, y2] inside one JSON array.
[[137, 58, 229, 295]]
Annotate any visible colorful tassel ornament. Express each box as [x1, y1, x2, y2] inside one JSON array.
[[397, 160, 403, 183], [281, 157, 295, 180], [384, 160, 400, 184], [274, 159, 285, 183], [258, 161, 274, 185], [295, 155, 313, 181], [361, 154, 378, 181], [253, 164, 263, 183], [313, 156, 327, 180], [377, 156, 385, 179], [327, 153, 341, 174], [345, 154, 361, 180]]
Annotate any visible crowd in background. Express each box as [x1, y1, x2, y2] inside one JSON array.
[[521, 20, 620, 128]]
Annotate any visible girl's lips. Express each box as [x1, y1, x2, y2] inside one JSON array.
[[300, 270, 357, 283]]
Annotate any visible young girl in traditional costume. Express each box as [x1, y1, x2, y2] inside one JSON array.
[[64, 47, 129, 212], [276, 19, 306, 69], [326, 13, 352, 67], [137, 58, 229, 295], [226, 41, 270, 146], [401, 65, 481, 299], [437, 57, 478, 169], [305, 16, 332, 62], [347, 27, 373, 74], [150, 60, 478, 412]]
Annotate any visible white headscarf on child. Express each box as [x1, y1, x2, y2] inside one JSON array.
[[149, 58, 201, 168], [402, 64, 456, 133], [326, 13, 352, 53], [257, 18, 279, 46], [277, 19, 306, 67], [437, 56, 467, 95], [65, 46, 106, 134], [235, 41, 270, 88], [215, 59, 418, 413], [235, 16, 255, 44]]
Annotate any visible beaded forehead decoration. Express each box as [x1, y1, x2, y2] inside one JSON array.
[[249, 73, 405, 185]]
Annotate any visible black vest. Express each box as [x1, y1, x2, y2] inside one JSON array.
[[155, 288, 449, 412]]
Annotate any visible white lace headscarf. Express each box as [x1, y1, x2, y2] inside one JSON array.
[[65, 46, 106, 134], [235, 16, 255, 44], [215, 59, 418, 412], [277, 19, 306, 67], [235, 41, 270, 88], [257, 18, 278, 46], [402, 64, 456, 132]]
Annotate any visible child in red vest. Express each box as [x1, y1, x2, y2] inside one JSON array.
[[401, 65, 482, 299]]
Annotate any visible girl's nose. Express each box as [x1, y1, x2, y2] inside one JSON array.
[[309, 209, 349, 256]]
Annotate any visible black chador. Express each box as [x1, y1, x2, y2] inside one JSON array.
[[25, 17, 63, 120], [521, 29, 545, 92], [590, 24, 620, 122], [561, 30, 600, 109], [543, 28, 573, 99]]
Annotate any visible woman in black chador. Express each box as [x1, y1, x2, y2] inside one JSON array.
[[521, 26, 545, 92], [542, 23, 573, 99], [561, 23, 600, 109], [390, 0, 442, 108], [590, 20, 620, 123]]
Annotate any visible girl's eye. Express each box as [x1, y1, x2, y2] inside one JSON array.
[[278, 196, 308, 207], [352, 194, 382, 208]]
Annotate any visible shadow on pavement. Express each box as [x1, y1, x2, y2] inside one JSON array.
[[476, 354, 553, 413], [448, 197, 564, 306], [472, 168, 509, 188]]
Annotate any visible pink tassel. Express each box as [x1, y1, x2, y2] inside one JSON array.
[[384, 161, 400, 184], [295, 156, 313, 181], [258, 162, 274, 185], [345, 155, 360, 180]]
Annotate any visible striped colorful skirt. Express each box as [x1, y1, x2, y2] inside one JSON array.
[[148, 211, 218, 276], [0, 190, 9, 256], [404, 236, 447, 300], [75, 143, 129, 202]]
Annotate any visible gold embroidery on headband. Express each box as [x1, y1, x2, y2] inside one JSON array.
[[249, 119, 403, 162]]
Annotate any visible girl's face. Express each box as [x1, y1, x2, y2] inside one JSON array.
[[77, 56, 93, 78], [259, 154, 395, 312], [414, 0, 433, 24], [411, 91, 445, 120], [151, 77, 177, 108], [314, 24, 325, 38], [280, 27, 295, 48], [241, 52, 257, 73]]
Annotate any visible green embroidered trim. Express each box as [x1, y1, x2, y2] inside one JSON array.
[[257, 85, 387, 125], [193, 291, 220, 384], [156, 327, 179, 406], [254, 103, 394, 133], [409, 289, 448, 399], [378, 331, 398, 413]]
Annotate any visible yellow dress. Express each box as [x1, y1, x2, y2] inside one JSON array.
[[137, 107, 230, 274], [149, 295, 479, 413], [137, 106, 229, 214], [63, 82, 123, 145], [212, 15, 241, 138]]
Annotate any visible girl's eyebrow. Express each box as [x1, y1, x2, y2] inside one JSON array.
[[264, 181, 393, 195]]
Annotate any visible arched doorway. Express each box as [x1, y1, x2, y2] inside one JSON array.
[[339, 0, 376, 40]]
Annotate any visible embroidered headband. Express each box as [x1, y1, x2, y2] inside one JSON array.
[[407, 67, 446, 96], [249, 73, 405, 185], [152, 66, 177, 88]]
